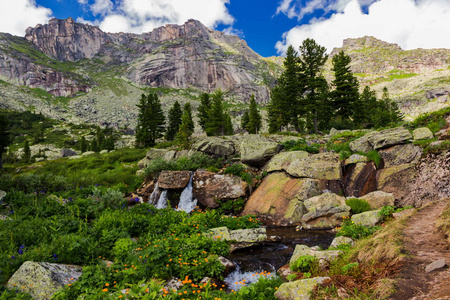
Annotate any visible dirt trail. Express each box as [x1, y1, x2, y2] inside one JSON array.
[[392, 200, 450, 300]]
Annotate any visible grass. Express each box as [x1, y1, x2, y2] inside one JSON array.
[[435, 200, 450, 244]]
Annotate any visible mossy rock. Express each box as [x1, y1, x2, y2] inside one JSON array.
[[274, 277, 331, 300]]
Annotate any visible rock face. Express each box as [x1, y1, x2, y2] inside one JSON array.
[[242, 172, 323, 225], [7, 261, 82, 300], [239, 135, 281, 167], [157, 171, 192, 189], [265, 151, 341, 180], [192, 137, 235, 157], [302, 193, 351, 229], [351, 210, 384, 226], [275, 277, 330, 300], [192, 170, 247, 208], [378, 144, 422, 168], [343, 162, 377, 197], [367, 127, 412, 150]]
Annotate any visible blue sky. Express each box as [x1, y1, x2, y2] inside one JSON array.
[[1, 0, 450, 57]]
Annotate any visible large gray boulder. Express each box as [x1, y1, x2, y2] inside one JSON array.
[[302, 193, 351, 229], [351, 210, 384, 226], [378, 144, 422, 168], [290, 244, 342, 268], [239, 135, 281, 167], [359, 191, 395, 210], [265, 151, 341, 180], [275, 277, 330, 300], [61, 148, 77, 157], [7, 261, 82, 300], [192, 137, 235, 157], [330, 236, 354, 248], [367, 127, 412, 150], [413, 127, 434, 141], [204, 227, 267, 251], [157, 171, 192, 189], [349, 132, 377, 153], [137, 148, 169, 169]]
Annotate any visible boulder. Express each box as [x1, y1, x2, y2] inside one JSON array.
[[138, 148, 170, 169], [99, 150, 109, 154], [192, 170, 247, 208], [343, 162, 377, 197], [7, 261, 82, 300], [344, 154, 368, 166], [367, 127, 412, 150], [204, 227, 267, 251], [330, 236, 354, 248], [157, 171, 192, 189], [349, 132, 377, 153], [68, 155, 82, 160], [61, 149, 77, 157], [0, 190, 6, 203], [377, 163, 416, 190], [266, 152, 341, 180], [359, 191, 395, 210], [351, 210, 384, 226], [239, 135, 281, 167], [242, 172, 322, 226], [192, 137, 235, 157], [81, 151, 95, 156], [204, 227, 231, 240], [302, 193, 351, 229], [290, 245, 342, 268], [275, 277, 331, 300], [378, 144, 422, 168], [413, 127, 434, 141], [277, 264, 297, 281], [217, 256, 237, 275], [425, 259, 446, 273]]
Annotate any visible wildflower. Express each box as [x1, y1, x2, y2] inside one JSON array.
[[102, 288, 108, 292]]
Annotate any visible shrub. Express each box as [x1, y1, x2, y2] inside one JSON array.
[[378, 205, 396, 218], [282, 139, 321, 153], [290, 255, 319, 273], [337, 216, 380, 239], [346, 198, 372, 214], [365, 150, 382, 168], [224, 164, 245, 176], [112, 238, 136, 261]]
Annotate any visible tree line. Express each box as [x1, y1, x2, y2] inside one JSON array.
[[268, 39, 402, 133]]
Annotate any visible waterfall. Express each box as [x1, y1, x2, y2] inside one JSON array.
[[155, 190, 168, 209], [177, 174, 197, 213], [224, 264, 275, 291], [149, 182, 160, 205]]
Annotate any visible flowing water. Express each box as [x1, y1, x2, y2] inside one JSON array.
[[148, 182, 161, 205], [155, 190, 168, 209], [177, 174, 197, 213]]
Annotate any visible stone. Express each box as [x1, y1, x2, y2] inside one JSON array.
[[69, 155, 82, 160], [344, 154, 369, 165], [81, 151, 95, 156], [204, 227, 267, 251], [413, 127, 434, 140], [290, 245, 342, 268], [277, 264, 296, 281], [359, 191, 395, 210], [157, 171, 192, 189], [138, 149, 170, 169], [242, 172, 322, 226], [351, 210, 384, 226], [377, 163, 416, 190], [99, 149, 109, 154], [192, 170, 247, 208], [61, 148, 77, 157], [204, 227, 231, 240], [349, 132, 377, 153], [330, 236, 354, 248], [192, 137, 235, 157], [265, 152, 341, 180], [217, 256, 237, 275], [7, 261, 82, 300], [164, 278, 183, 292], [367, 127, 412, 150], [0, 190, 6, 203], [301, 193, 351, 229], [275, 277, 331, 300], [343, 162, 377, 197], [0, 215, 11, 221], [425, 259, 446, 273], [239, 135, 281, 167], [392, 208, 415, 219], [378, 144, 422, 168]]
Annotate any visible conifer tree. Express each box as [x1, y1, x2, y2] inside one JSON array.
[[135, 93, 166, 148], [183, 102, 195, 133], [241, 111, 250, 131], [165, 101, 183, 141], [373, 87, 403, 127], [298, 38, 328, 133], [224, 113, 234, 135], [206, 90, 225, 136], [90, 139, 99, 152], [358, 86, 378, 127], [246, 94, 262, 134], [80, 136, 87, 153], [331, 51, 360, 125], [197, 93, 211, 131], [0, 114, 10, 169], [267, 86, 284, 133], [177, 104, 195, 147], [23, 140, 31, 163]]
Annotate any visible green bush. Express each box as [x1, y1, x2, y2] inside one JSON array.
[[378, 205, 396, 218], [290, 255, 319, 273], [365, 150, 382, 168], [112, 238, 136, 261], [345, 198, 372, 214], [337, 216, 380, 240], [282, 139, 321, 153], [224, 164, 245, 176]]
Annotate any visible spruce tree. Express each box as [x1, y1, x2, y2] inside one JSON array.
[[0, 114, 10, 169], [165, 101, 183, 141], [358, 86, 378, 127], [224, 112, 234, 135], [246, 94, 262, 134], [206, 90, 225, 136], [135, 93, 166, 148], [298, 38, 328, 133], [267, 86, 284, 133], [177, 104, 195, 147], [90, 139, 99, 152], [279, 45, 301, 127], [241, 111, 250, 131], [80, 136, 87, 153], [183, 102, 195, 133], [331, 51, 360, 126], [197, 93, 211, 131], [374, 87, 403, 127], [23, 140, 31, 163]]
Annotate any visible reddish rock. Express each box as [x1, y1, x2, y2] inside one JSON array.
[[343, 162, 377, 197], [192, 170, 248, 208], [158, 171, 191, 190], [136, 180, 155, 202]]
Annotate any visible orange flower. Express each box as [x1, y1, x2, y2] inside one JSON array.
[[102, 288, 108, 292]]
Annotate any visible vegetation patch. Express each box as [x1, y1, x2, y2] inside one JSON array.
[[345, 198, 372, 214], [435, 200, 450, 244]]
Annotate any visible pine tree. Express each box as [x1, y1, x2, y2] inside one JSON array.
[[331, 51, 360, 126], [224, 112, 234, 135], [358, 86, 378, 127], [23, 140, 31, 163], [90, 139, 99, 152], [135, 93, 166, 148], [0, 114, 10, 169], [373, 87, 403, 127], [206, 90, 225, 136], [183, 102, 195, 133], [165, 101, 183, 141], [298, 38, 329, 133], [197, 93, 211, 131], [246, 94, 262, 134], [241, 111, 250, 131], [80, 136, 87, 153], [267, 86, 284, 133], [177, 104, 195, 148]]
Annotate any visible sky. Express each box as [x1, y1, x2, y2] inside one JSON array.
[[1, 0, 450, 57]]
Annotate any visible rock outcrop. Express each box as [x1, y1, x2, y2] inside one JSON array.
[[301, 193, 351, 229], [290, 245, 342, 268], [239, 135, 281, 167], [157, 171, 191, 189], [275, 277, 330, 300]]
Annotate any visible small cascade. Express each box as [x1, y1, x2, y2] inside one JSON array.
[[224, 264, 275, 291], [155, 190, 168, 209], [149, 182, 161, 205], [177, 173, 197, 213]]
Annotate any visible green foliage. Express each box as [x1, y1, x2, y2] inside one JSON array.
[[223, 164, 254, 185], [112, 238, 136, 261], [345, 198, 372, 214], [286, 273, 298, 281], [166, 101, 183, 141], [281, 138, 321, 153], [203, 90, 234, 136], [0, 114, 10, 169], [365, 150, 382, 168], [378, 205, 396, 218], [290, 255, 319, 274], [23, 140, 31, 163], [410, 106, 450, 131], [217, 198, 246, 214], [337, 216, 380, 240], [246, 95, 262, 134], [197, 93, 211, 131], [241, 110, 250, 131], [135, 93, 166, 148]]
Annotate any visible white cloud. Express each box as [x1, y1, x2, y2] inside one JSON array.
[[77, 0, 89, 4], [0, 0, 52, 36], [95, 0, 234, 34], [276, 0, 450, 55], [91, 0, 114, 16], [222, 26, 245, 38]]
